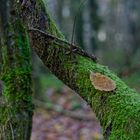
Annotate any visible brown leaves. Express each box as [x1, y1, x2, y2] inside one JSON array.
[[90, 72, 116, 91], [31, 87, 102, 140]]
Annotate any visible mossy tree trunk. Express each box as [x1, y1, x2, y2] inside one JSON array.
[[1, 0, 139, 139], [21, 0, 140, 140], [0, 0, 33, 139]]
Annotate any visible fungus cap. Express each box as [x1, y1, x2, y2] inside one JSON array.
[[90, 72, 116, 91]]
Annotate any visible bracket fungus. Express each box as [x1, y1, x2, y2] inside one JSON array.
[[90, 72, 116, 92]]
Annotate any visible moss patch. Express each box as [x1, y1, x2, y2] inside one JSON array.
[[75, 57, 140, 139]]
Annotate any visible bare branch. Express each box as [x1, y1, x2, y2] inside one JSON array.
[[29, 27, 97, 62]]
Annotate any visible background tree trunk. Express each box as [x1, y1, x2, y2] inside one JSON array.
[[0, 0, 33, 139]]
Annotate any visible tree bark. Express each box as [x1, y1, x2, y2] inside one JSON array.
[[0, 0, 33, 139]]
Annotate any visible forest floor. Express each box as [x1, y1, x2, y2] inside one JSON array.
[[31, 86, 103, 140]]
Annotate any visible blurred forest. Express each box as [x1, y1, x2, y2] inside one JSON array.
[[31, 0, 140, 139]]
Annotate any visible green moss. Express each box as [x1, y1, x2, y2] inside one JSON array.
[[0, 5, 33, 139], [75, 57, 140, 139]]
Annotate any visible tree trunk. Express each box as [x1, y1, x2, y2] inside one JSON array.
[[21, 1, 140, 139], [0, 0, 33, 139]]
